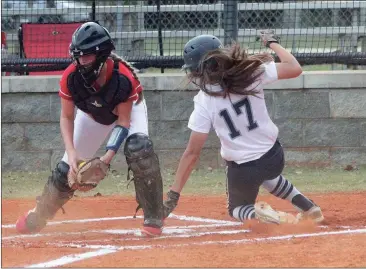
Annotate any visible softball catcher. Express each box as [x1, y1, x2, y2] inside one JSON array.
[[16, 22, 164, 237]]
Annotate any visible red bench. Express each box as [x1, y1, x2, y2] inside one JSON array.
[[18, 22, 83, 75]]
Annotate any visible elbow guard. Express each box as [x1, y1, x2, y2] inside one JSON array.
[[106, 125, 129, 153]]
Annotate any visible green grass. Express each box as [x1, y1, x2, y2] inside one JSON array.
[[2, 166, 366, 199]]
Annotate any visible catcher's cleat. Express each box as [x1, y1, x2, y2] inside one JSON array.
[[15, 209, 47, 234], [141, 225, 162, 237], [297, 205, 324, 223], [254, 201, 298, 224]]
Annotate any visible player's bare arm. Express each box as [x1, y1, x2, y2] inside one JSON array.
[[60, 98, 76, 154], [271, 43, 302, 80], [163, 131, 208, 218], [258, 29, 302, 80], [60, 97, 80, 176], [171, 131, 209, 193]]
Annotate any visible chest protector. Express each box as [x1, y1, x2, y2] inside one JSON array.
[[67, 62, 134, 125]]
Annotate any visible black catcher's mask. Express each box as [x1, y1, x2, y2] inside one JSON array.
[[69, 22, 115, 86]]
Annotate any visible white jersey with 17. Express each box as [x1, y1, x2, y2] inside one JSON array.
[[188, 61, 279, 164]]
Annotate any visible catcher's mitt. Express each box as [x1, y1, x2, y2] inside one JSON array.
[[68, 157, 109, 192]]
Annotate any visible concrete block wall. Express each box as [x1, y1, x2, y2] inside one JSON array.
[[2, 71, 366, 171]]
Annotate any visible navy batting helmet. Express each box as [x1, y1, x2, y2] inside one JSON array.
[[182, 35, 223, 72]]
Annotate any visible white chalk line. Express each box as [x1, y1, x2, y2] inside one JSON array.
[[4, 222, 365, 241], [2, 230, 101, 240], [25, 228, 366, 268], [51, 228, 366, 250], [2, 222, 243, 240], [51, 229, 251, 245], [102, 228, 250, 239], [1, 216, 142, 229], [15, 230, 248, 250], [4, 212, 365, 268], [2, 214, 237, 229], [4, 213, 364, 230], [25, 249, 117, 268]]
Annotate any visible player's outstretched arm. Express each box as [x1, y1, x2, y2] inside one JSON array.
[[258, 29, 302, 80], [163, 131, 208, 218], [270, 42, 302, 80]]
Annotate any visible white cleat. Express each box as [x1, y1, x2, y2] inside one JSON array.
[[297, 206, 324, 223], [254, 201, 298, 224]]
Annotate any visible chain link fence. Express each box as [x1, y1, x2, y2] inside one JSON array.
[[1, 0, 366, 72]]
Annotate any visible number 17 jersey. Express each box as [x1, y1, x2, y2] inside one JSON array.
[[188, 61, 279, 164]]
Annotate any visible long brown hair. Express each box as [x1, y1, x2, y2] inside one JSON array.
[[109, 52, 143, 103], [188, 43, 273, 97]]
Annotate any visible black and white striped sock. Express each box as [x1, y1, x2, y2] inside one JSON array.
[[262, 175, 314, 212], [232, 204, 255, 222]]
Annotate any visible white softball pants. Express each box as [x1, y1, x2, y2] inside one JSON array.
[[61, 99, 149, 164]]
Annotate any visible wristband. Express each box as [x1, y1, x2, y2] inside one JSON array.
[[106, 125, 129, 153]]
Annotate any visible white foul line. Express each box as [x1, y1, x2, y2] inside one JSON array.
[[26, 228, 366, 268]]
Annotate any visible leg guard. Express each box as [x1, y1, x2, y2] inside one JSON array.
[[124, 133, 164, 228], [25, 161, 74, 232]]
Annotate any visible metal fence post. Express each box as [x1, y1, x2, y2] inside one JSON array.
[[116, 0, 124, 31], [92, 0, 96, 21], [157, 0, 164, 73], [223, 0, 238, 45]]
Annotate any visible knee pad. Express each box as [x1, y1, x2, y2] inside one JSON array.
[[56, 161, 69, 175], [50, 161, 72, 193], [124, 133, 160, 178], [124, 133, 153, 158]]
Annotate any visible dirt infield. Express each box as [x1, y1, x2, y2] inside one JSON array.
[[2, 192, 366, 267]]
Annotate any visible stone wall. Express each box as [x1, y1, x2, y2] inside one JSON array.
[[2, 71, 366, 171]]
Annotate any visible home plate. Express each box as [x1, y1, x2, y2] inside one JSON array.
[[101, 227, 192, 236], [100, 229, 141, 235], [163, 228, 193, 234]]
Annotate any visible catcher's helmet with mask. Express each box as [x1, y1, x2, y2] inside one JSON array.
[[69, 22, 115, 86]]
